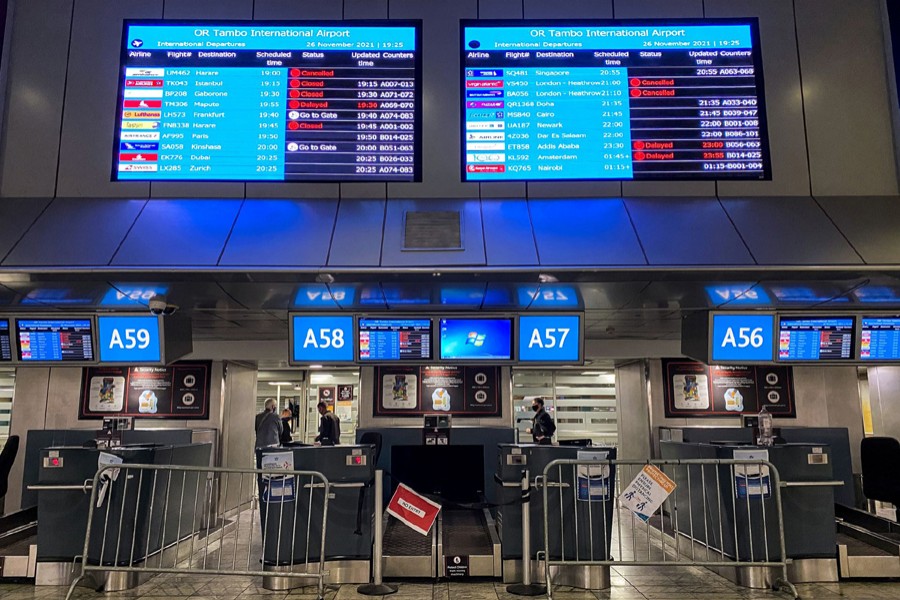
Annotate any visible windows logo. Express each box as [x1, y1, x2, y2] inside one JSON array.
[[466, 331, 486, 347]]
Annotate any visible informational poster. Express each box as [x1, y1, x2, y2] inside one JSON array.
[[576, 450, 610, 502], [662, 359, 795, 418], [733, 448, 772, 499], [619, 465, 676, 522], [79, 361, 211, 419], [337, 384, 354, 402], [318, 386, 336, 410], [374, 365, 500, 417]]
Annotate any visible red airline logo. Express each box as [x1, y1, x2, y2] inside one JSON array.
[[125, 79, 164, 87], [124, 100, 162, 109], [119, 153, 158, 162]]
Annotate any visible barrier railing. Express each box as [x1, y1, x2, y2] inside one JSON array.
[[62, 463, 331, 600], [540, 458, 800, 600]]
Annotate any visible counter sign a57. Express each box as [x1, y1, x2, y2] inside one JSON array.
[[518, 314, 583, 364], [709, 313, 774, 363]]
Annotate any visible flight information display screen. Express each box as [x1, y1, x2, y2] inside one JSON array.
[[16, 318, 95, 362], [777, 317, 854, 362], [0, 319, 11, 362], [861, 317, 900, 361], [358, 318, 432, 361], [461, 19, 770, 181], [114, 20, 421, 182]]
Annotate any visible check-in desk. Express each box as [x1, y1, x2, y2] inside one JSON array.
[[33, 441, 211, 587], [660, 441, 838, 583], [496, 444, 616, 587], [257, 444, 375, 588]]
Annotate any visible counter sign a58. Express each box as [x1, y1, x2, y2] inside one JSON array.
[[290, 315, 354, 364]]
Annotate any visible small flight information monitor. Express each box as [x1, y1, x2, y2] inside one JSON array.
[[358, 318, 432, 361], [461, 19, 770, 181], [16, 318, 95, 362], [777, 316, 854, 362], [114, 20, 422, 182], [0, 319, 11, 361], [861, 317, 900, 361]]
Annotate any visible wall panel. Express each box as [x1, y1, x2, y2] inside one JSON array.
[[0, 1, 73, 197], [795, 0, 898, 196]]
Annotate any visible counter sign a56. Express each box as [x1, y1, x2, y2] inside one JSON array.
[[709, 313, 774, 363]]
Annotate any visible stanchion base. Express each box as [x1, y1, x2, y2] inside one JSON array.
[[357, 583, 398, 596], [506, 583, 547, 596]]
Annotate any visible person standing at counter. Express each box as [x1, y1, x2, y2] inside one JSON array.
[[279, 408, 293, 444], [526, 397, 555, 445], [255, 399, 282, 448], [315, 401, 341, 446]]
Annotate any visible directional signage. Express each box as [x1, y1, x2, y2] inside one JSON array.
[[709, 313, 774, 363], [97, 315, 162, 363], [518, 314, 582, 363], [290, 315, 354, 364]]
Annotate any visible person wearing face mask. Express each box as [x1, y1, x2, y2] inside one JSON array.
[[525, 397, 555, 445]]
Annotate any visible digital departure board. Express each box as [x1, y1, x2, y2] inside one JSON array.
[[439, 318, 513, 361], [0, 319, 11, 362], [114, 21, 422, 182], [861, 317, 900, 361], [358, 318, 432, 362], [777, 317, 854, 362], [16, 318, 95, 363], [461, 20, 770, 181]]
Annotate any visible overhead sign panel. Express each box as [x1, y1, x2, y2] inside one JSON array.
[[290, 314, 354, 364], [518, 314, 583, 363], [0, 319, 11, 362], [860, 316, 900, 361], [709, 313, 774, 363], [777, 316, 855, 362], [15, 318, 96, 363]]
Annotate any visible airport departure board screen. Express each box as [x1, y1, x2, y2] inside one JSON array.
[[461, 20, 770, 181], [0, 319, 11, 361], [777, 317, 854, 362], [358, 318, 432, 362], [114, 21, 422, 182], [16, 319, 95, 362], [861, 317, 900, 361]]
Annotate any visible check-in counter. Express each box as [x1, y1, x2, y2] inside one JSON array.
[[35, 442, 212, 564], [256, 444, 375, 585], [496, 444, 616, 582], [660, 441, 836, 561]]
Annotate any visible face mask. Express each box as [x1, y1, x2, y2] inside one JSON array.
[[532, 405, 539, 412]]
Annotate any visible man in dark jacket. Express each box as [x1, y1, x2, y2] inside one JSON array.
[[255, 399, 282, 448], [526, 397, 555, 445], [315, 401, 341, 446], [279, 408, 293, 445]]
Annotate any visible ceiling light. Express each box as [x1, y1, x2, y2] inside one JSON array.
[[309, 365, 324, 369], [267, 381, 293, 386]]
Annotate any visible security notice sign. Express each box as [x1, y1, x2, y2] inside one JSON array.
[[386, 483, 441, 536], [619, 465, 676, 522]]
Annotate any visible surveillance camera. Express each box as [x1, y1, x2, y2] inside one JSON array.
[[149, 296, 178, 316]]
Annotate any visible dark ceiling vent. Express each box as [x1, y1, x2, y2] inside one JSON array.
[[403, 210, 463, 250]]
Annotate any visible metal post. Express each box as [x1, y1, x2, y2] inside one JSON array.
[[507, 469, 546, 596], [358, 470, 397, 596]]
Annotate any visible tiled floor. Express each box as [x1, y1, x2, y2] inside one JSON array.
[[0, 569, 899, 600]]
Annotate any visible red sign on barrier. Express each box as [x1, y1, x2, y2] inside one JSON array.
[[386, 483, 441, 536]]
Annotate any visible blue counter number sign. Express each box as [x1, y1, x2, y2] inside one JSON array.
[[98, 315, 162, 363], [710, 314, 774, 362], [292, 315, 354, 363], [519, 315, 582, 362]]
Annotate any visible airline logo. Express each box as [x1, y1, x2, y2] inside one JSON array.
[[124, 89, 163, 98], [121, 121, 159, 130], [119, 163, 157, 172], [122, 110, 161, 119], [120, 131, 160, 141], [125, 68, 164, 77], [466, 121, 504, 130], [467, 153, 505, 163], [124, 99, 162, 109], [466, 132, 505, 141], [466, 142, 504, 151], [125, 79, 163, 87], [119, 153, 158, 162], [120, 142, 159, 152]]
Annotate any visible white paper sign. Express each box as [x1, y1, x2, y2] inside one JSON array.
[[96, 452, 124, 507], [261, 451, 294, 472], [733, 448, 771, 499], [577, 450, 610, 502], [619, 465, 676, 522]]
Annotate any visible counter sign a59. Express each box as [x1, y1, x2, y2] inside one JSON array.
[[97, 315, 162, 363], [710, 313, 774, 363]]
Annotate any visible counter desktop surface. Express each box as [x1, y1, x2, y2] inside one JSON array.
[[660, 441, 837, 561], [35, 441, 212, 563]]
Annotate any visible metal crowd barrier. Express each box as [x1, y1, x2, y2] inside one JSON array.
[[540, 458, 800, 600], [63, 463, 331, 600]]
